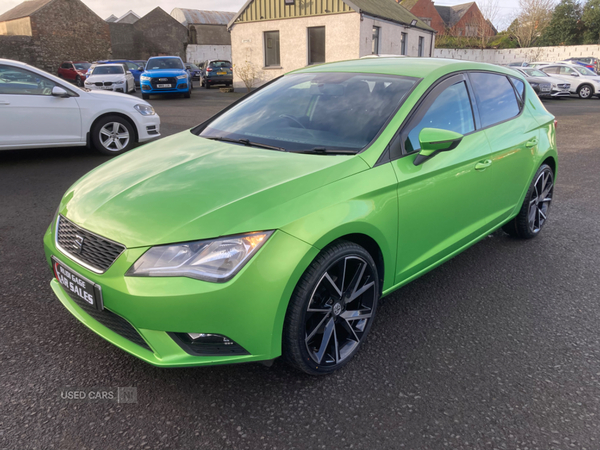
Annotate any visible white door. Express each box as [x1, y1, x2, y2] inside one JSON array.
[[0, 64, 82, 148]]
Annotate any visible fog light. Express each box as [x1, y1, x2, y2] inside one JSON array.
[[169, 332, 249, 356]]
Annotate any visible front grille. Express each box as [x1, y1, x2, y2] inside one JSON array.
[[150, 77, 176, 88], [56, 215, 125, 273], [94, 82, 113, 87], [64, 288, 151, 351], [557, 83, 570, 89]]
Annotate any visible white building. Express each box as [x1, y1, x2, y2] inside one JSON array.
[[228, 0, 435, 88]]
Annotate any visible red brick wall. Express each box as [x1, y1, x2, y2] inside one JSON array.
[[407, 0, 446, 35]]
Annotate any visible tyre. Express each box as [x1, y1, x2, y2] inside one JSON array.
[[577, 84, 593, 99], [503, 163, 554, 239], [205, 82, 210, 89], [184, 87, 191, 98], [283, 241, 380, 375], [132, 84, 136, 93], [75, 76, 82, 87], [142, 93, 149, 100], [91, 115, 136, 156]]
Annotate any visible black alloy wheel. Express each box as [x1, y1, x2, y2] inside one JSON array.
[[283, 241, 380, 375]]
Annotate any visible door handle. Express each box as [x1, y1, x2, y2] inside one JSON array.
[[525, 138, 538, 148], [475, 159, 492, 171]]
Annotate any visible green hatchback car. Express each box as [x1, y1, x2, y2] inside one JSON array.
[[44, 58, 557, 375]]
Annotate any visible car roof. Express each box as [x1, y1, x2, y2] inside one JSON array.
[[93, 63, 125, 68], [291, 57, 520, 80]]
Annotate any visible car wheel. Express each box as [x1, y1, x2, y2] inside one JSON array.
[[503, 163, 554, 239], [283, 241, 380, 375], [184, 87, 191, 98], [142, 93, 149, 100], [205, 82, 210, 89], [577, 84, 593, 99], [76, 76, 83, 87], [132, 84, 136, 93], [91, 116, 136, 156]]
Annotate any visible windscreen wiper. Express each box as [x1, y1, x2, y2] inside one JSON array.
[[292, 147, 357, 155], [205, 136, 286, 152]]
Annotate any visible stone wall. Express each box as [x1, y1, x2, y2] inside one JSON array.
[[434, 45, 600, 65], [0, 35, 40, 66], [131, 7, 188, 60], [31, 0, 111, 73], [109, 22, 135, 59], [189, 24, 231, 45]]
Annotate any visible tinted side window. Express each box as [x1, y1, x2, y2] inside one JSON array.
[[543, 66, 559, 74], [469, 73, 520, 128], [405, 81, 475, 153], [559, 66, 574, 75], [0, 65, 59, 95]]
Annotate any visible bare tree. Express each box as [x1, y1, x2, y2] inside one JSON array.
[[509, 0, 555, 48], [233, 60, 258, 91]]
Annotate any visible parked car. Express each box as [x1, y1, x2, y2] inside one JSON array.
[[508, 62, 529, 67], [562, 57, 599, 73], [200, 60, 233, 89], [84, 63, 136, 94], [44, 58, 557, 375], [57, 61, 91, 86], [538, 63, 600, 99], [85, 60, 144, 85], [186, 63, 202, 80], [0, 58, 160, 154], [512, 67, 570, 98], [140, 56, 192, 99]]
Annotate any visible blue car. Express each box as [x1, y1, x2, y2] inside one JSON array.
[[86, 60, 144, 85], [141, 56, 192, 99], [186, 63, 201, 80]]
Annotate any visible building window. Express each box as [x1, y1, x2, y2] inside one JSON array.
[[308, 26, 325, 65], [400, 32, 407, 56], [418, 36, 424, 57], [264, 31, 280, 67], [372, 26, 380, 55]]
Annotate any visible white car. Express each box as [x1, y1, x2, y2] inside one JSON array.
[[0, 59, 160, 155], [537, 62, 600, 99], [84, 63, 136, 94]]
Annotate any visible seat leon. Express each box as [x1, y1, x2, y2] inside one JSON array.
[[44, 58, 557, 375]]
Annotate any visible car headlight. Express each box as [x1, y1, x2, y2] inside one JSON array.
[[126, 231, 274, 282], [176, 74, 188, 80], [134, 104, 155, 116], [140, 75, 151, 81], [115, 80, 125, 84]]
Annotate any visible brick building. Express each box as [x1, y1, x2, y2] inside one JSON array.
[[399, 0, 496, 37], [0, 0, 111, 72]]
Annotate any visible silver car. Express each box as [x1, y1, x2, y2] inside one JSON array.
[[537, 63, 600, 99], [513, 67, 570, 98]]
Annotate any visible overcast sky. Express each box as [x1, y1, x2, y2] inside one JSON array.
[[0, 0, 519, 30]]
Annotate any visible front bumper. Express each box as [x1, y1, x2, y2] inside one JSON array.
[[43, 221, 316, 367], [132, 113, 161, 143], [140, 79, 189, 94], [205, 76, 233, 86]]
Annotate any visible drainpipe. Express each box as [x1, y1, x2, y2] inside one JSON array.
[[429, 31, 436, 57]]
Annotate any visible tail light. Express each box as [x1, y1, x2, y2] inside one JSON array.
[[554, 119, 557, 130], [206, 68, 213, 72]]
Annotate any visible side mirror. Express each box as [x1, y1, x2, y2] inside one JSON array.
[[571, 72, 579, 77], [414, 128, 463, 166], [127, 70, 132, 74], [51, 86, 70, 98]]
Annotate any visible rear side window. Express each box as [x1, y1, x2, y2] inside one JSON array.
[[510, 76, 525, 105], [542, 66, 559, 74], [469, 73, 520, 128]]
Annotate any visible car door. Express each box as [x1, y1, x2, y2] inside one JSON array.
[[542, 66, 578, 92], [389, 74, 496, 284], [0, 64, 82, 148], [467, 72, 537, 229]]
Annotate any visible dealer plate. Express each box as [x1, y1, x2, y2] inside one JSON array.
[[52, 257, 103, 310], [157, 84, 172, 88]]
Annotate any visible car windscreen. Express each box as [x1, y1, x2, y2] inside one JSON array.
[[92, 66, 124, 75], [188, 64, 200, 70], [209, 61, 232, 68], [146, 58, 184, 70], [523, 69, 548, 77], [198, 72, 418, 153], [74, 63, 91, 71]]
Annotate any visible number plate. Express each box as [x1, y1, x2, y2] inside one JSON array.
[[157, 84, 172, 88], [52, 257, 103, 310], [217, 72, 227, 75], [541, 86, 551, 91]]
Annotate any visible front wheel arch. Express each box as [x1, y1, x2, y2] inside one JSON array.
[[89, 112, 139, 146]]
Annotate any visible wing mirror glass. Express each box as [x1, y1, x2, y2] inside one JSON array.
[[51, 86, 70, 98], [571, 72, 579, 77], [414, 128, 463, 166]]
